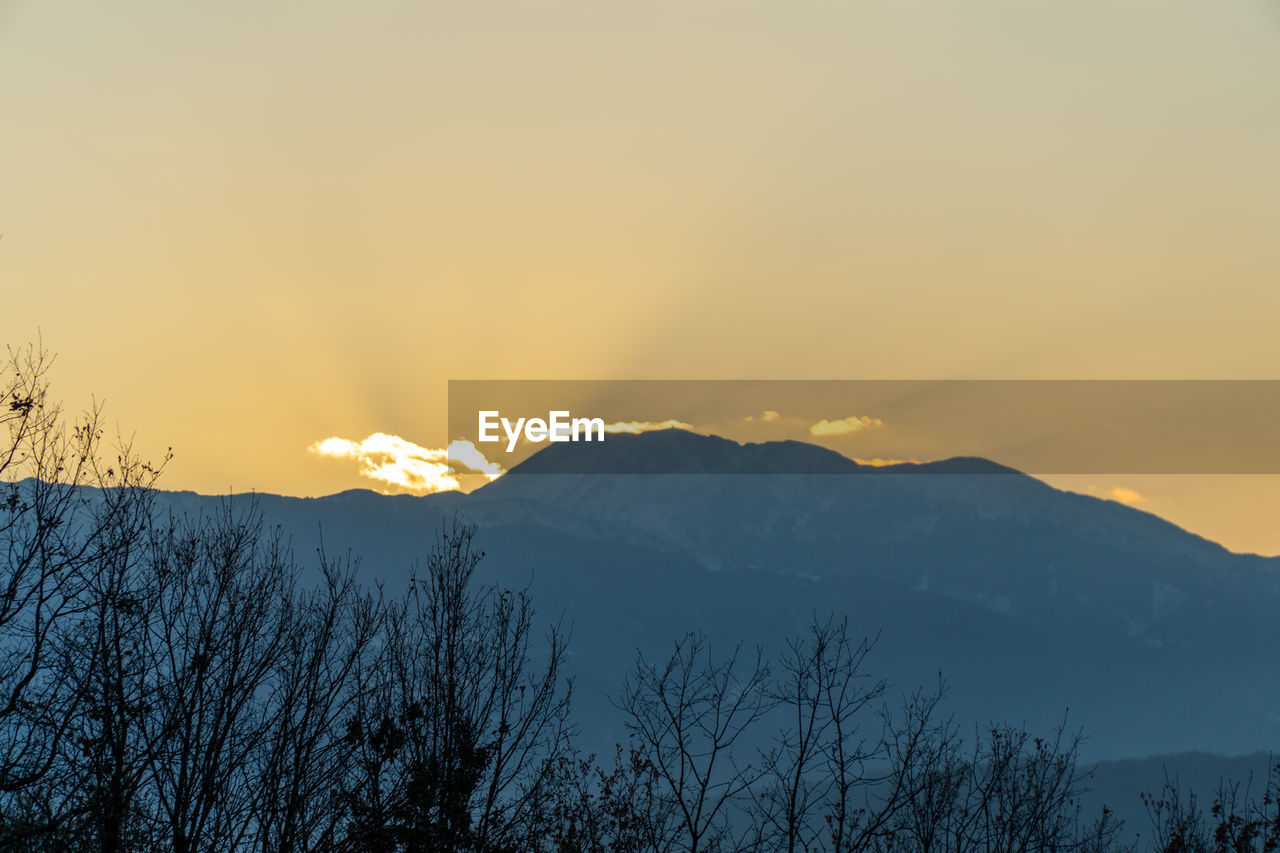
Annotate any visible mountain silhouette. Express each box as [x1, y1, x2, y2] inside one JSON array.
[[157, 430, 1280, 760], [502, 428, 1020, 475]]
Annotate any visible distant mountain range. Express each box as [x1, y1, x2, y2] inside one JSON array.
[[158, 429, 1280, 760]]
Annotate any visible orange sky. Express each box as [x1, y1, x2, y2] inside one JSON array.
[[2, 1, 1279, 553]]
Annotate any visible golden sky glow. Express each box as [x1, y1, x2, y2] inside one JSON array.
[[3, 1, 1280, 552]]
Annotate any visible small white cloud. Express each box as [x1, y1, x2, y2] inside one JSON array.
[[1081, 484, 1149, 507], [1108, 486, 1147, 506], [447, 440, 505, 480], [809, 415, 884, 436], [850, 456, 918, 467], [310, 433, 504, 494], [602, 419, 696, 434]]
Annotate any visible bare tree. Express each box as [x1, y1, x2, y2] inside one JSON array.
[[135, 501, 298, 852], [39, 495, 394, 853], [340, 516, 573, 852], [872, 681, 968, 853], [251, 547, 383, 853], [875, 695, 1126, 853], [57, 465, 168, 852], [616, 632, 772, 853], [542, 743, 670, 853], [1142, 758, 1280, 853], [753, 618, 886, 853], [0, 341, 163, 841]]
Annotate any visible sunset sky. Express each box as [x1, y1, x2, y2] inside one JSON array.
[[2, 1, 1279, 553]]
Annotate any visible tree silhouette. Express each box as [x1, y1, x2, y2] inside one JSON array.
[[340, 517, 573, 852], [616, 632, 772, 853], [1, 341, 164, 843]]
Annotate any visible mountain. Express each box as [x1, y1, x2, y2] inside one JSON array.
[[501, 428, 1020, 475], [157, 430, 1280, 760], [1082, 750, 1276, 844]]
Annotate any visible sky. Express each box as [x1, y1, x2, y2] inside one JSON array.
[[2, 1, 1279, 553]]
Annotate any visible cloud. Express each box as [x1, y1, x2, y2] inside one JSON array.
[[602, 419, 696, 434], [809, 415, 885, 436], [310, 433, 504, 494], [1108, 486, 1147, 506], [850, 456, 919, 467], [447, 439, 505, 480], [1081, 484, 1149, 506]]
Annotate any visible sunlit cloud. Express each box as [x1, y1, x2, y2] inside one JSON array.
[[1108, 486, 1147, 506], [1079, 483, 1149, 507], [309, 433, 505, 494], [744, 410, 781, 423], [603, 419, 697, 434], [851, 457, 919, 467], [810, 415, 885, 436], [448, 440, 505, 480]]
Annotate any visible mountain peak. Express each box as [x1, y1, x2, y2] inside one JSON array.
[[498, 428, 1020, 477]]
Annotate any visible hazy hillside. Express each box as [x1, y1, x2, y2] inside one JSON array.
[[156, 430, 1280, 760], [1082, 751, 1277, 845]]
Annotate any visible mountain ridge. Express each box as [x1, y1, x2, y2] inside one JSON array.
[[109, 429, 1280, 759], [498, 428, 1024, 478]]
